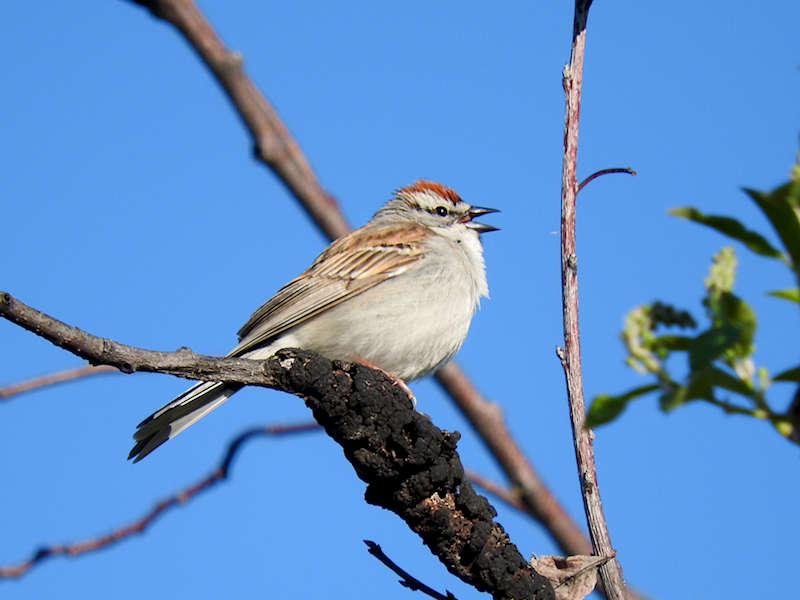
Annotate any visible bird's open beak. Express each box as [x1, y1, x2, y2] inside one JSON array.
[[463, 206, 500, 233]]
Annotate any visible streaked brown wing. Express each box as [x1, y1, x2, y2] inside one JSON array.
[[229, 223, 429, 357]]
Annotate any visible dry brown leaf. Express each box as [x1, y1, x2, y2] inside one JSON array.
[[530, 553, 615, 600]]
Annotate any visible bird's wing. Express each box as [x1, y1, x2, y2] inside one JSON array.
[[229, 223, 430, 357]]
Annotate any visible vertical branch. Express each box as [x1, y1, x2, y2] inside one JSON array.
[[558, 1, 627, 599]]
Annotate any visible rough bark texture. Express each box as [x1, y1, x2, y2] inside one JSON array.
[[273, 349, 554, 600]]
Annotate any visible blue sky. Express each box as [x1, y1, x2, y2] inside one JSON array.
[[2, 2, 799, 599]]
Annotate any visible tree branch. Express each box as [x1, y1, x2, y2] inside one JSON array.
[[578, 168, 636, 193], [559, 1, 627, 599], [0, 423, 320, 579], [127, 0, 351, 241], [0, 291, 554, 600], [0, 364, 118, 400], [0, 292, 283, 387], [365, 540, 457, 600]]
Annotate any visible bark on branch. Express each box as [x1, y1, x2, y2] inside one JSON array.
[[0, 291, 554, 600], [558, 1, 627, 598]]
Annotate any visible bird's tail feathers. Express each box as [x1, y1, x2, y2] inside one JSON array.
[[129, 381, 241, 462]]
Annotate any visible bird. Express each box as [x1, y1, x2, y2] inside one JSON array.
[[129, 180, 498, 461]]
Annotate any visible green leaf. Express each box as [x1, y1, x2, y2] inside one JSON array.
[[586, 384, 660, 428], [717, 292, 757, 355], [688, 325, 741, 370], [659, 386, 687, 412], [586, 395, 628, 428], [668, 206, 782, 258], [704, 365, 754, 397], [744, 181, 800, 268], [773, 365, 800, 383], [684, 370, 714, 402], [767, 288, 800, 303], [652, 334, 694, 353]]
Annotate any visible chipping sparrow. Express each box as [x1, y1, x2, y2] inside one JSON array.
[[129, 180, 498, 461]]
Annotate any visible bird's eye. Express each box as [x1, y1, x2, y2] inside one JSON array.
[[435, 206, 448, 217]]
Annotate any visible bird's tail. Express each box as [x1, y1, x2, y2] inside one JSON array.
[[129, 381, 242, 462]]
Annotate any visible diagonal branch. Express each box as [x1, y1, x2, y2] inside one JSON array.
[[127, 0, 350, 241], [0, 365, 118, 400], [0, 423, 320, 579], [0, 292, 283, 387], [0, 290, 554, 600], [365, 540, 457, 600]]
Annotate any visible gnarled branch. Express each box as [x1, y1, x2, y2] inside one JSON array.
[[0, 291, 554, 600]]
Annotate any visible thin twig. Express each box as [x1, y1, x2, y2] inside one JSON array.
[[365, 541, 456, 600], [559, 1, 627, 599], [0, 423, 320, 579], [578, 168, 637, 192], [0, 364, 118, 399], [0, 292, 283, 388]]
